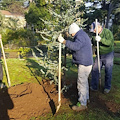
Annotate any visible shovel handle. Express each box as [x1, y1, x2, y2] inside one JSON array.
[[58, 42, 61, 104], [95, 19, 100, 73]]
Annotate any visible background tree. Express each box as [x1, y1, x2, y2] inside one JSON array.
[[0, 0, 36, 47], [84, 0, 120, 28], [7, 1, 25, 14], [2, 28, 36, 47], [0, 0, 24, 10], [0, 13, 18, 32], [112, 4, 120, 40], [83, 0, 120, 40], [25, 1, 52, 32]]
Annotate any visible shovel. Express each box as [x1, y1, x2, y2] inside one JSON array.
[[95, 19, 101, 88], [56, 42, 62, 113]]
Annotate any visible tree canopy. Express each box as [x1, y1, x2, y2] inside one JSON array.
[[25, 2, 52, 31]]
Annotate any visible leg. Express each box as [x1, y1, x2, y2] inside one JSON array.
[[77, 65, 92, 106], [0, 62, 3, 81], [91, 57, 102, 90], [0, 62, 6, 89], [104, 52, 114, 90]]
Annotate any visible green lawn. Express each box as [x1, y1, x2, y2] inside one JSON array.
[[114, 41, 120, 53], [2, 58, 42, 87]]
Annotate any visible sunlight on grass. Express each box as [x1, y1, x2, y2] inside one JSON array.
[[37, 108, 119, 120], [2, 58, 42, 87], [114, 41, 120, 53]]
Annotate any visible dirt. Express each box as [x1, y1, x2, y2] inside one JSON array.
[[90, 91, 120, 114], [0, 80, 68, 120]]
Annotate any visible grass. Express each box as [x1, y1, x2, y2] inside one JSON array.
[[1, 41, 120, 120], [2, 58, 42, 87], [36, 106, 120, 120], [114, 41, 120, 53]]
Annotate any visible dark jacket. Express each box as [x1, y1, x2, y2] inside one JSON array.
[[65, 29, 93, 66]]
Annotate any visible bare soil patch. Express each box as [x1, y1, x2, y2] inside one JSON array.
[[0, 82, 67, 120]]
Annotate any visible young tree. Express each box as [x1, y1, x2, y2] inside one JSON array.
[[32, 0, 86, 87]]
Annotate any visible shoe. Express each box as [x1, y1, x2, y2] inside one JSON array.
[[72, 102, 87, 112], [104, 89, 110, 94], [90, 86, 98, 91], [0, 83, 6, 89]]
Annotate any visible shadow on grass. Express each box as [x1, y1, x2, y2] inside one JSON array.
[[26, 58, 56, 115], [62, 63, 78, 106], [62, 66, 120, 119], [89, 91, 120, 118]]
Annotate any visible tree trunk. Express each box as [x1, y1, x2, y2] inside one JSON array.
[[105, 2, 114, 28]]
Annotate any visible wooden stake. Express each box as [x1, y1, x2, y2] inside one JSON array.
[[0, 34, 11, 87], [95, 19, 101, 88], [56, 42, 61, 113]]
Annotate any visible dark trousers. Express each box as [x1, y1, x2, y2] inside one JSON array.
[[0, 62, 3, 81], [91, 51, 114, 90]]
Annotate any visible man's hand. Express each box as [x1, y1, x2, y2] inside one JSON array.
[[58, 34, 64, 43], [95, 36, 101, 42]]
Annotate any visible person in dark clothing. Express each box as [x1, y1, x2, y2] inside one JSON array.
[[0, 49, 5, 89], [58, 23, 93, 111], [90, 22, 114, 94]]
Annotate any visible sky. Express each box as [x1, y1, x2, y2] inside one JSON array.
[[85, 1, 101, 8]]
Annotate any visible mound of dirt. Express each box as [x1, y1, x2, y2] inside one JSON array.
[[0, 82, 67, 120]]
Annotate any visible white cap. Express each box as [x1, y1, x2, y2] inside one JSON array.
[[68, 23, 80, 34]]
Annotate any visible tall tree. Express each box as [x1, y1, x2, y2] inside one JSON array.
[[84, 0, 120, 28], [103, 0, 120, 28], [25, 1, 52, 31]]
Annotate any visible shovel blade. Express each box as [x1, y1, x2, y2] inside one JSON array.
[[56, 103, 61, 113], [49, 99, 56, 115]]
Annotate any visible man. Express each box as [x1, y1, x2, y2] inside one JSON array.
[[0, 49, 5, 89], [90, 22, 114, 94], [58, 23, 93, 111]]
